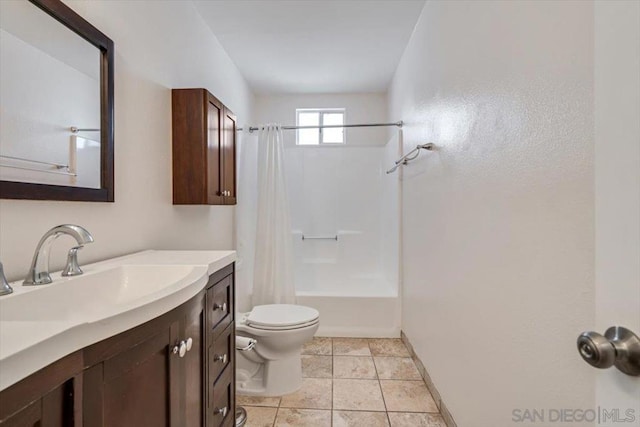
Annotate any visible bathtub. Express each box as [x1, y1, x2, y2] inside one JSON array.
[[296, 277, 401, 338]]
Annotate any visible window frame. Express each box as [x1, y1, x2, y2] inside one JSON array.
[[295, 108, 346, 146]]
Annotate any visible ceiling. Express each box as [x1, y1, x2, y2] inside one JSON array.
[[193, 0, 425, 94]]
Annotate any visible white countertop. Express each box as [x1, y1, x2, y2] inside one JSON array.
[[0, 250, 236, 391]]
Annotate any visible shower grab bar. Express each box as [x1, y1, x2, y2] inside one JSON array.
[[302, 235, 338, 241], [386, 143, 435, 174]]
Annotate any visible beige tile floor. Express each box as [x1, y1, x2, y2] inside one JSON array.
[[238, 338, 446, 427]]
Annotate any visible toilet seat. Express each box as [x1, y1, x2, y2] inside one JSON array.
[[245, 318, 319, 331], [245, 304, 319, 331]]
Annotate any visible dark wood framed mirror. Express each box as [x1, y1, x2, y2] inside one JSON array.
[[0, 0, 114, 202]]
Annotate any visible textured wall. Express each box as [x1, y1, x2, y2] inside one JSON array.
[[388, 1, 595, 425]]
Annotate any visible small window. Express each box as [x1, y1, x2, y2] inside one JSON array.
[[296, 109, 345, 145]]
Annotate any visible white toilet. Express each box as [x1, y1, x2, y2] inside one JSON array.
[[235, 304, 319, 396]]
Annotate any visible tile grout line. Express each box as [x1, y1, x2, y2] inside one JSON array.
[[275, 337, 446, 426], [330, 337, 334, 427], [273, 406, 279, 427], [368, 340, 393, 427], [371, 349, 392, 427]]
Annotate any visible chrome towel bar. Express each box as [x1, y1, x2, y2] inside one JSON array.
[[0, 154, 69, 169], [70, 127, 100, 133], [0, 155, 76, 176]]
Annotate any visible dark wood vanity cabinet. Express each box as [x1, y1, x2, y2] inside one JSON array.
[[82, 317, 183, 427], [0, 375, 81, 427], [172, 89, 237, 205], [0, 264, 236, 427]]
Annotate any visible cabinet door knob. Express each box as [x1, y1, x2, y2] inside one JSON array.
[[172, 340, 187, 358], [185, 337, 193, 352], [214, 353, 228, 364], [214, 406, 228, 418], [213, 302, 227, 312]]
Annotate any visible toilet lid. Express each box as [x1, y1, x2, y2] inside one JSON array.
[[247, 304, 319, 329]]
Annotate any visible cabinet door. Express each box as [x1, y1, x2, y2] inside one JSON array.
[[2, 399, 41, 427], [222, 108, 237, 205], [207, 94, 224, 205], [184, 295, 205, 427], [2, 379, 78, 427], [172, 89, 211, 205], [95, 321, 181, 427]]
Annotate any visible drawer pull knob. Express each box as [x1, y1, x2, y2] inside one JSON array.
[[172, 340, 187, 358], [213, 302, 227, 312], [214, 353, 228, 364], [214, 406, 228, 417], [186, 337, 193, 352]]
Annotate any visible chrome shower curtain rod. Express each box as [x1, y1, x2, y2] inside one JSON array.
[[237, 121, 403, 133]]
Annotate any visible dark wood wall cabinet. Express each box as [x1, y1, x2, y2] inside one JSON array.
[[172, 89, 237, 205], [0, 264, 236, 427]]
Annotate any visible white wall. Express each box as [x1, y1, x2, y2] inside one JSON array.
[[389, 1, 595, 426], [0, 28, 100, 188], [594, 0, 640, 421], [0, 1, 254, 285], [285, 145, 392, 295]]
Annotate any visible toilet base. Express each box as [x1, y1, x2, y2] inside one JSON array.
[[236, 352, 303, 396]]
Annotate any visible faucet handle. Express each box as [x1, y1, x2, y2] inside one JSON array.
[[0, 262, 13, 296], [62, 247, 84, 277]]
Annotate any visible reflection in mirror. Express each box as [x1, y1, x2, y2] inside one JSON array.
[[0, 0, 101, 188]]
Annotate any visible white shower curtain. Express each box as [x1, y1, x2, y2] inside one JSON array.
[[252, 124, 296, 306]]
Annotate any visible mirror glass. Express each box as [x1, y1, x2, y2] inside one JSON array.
[[0, 0, 101, 189]]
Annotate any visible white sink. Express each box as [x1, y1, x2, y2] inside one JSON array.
[[0, 264, 205, 323], [0, 250, 236, 393]]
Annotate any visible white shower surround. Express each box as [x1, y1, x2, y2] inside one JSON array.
[[237, 93, 399, 336], [285, 138, 401, 337]]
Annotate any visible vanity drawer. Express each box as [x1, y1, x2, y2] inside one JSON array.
[[208, 323, 233, 384], [207, 275, 233, 335], [208, 365, 234, 427]]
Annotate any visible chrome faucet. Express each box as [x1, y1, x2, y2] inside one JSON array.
[[24, 225, 94, 286], [0, 262, 12, 295]]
